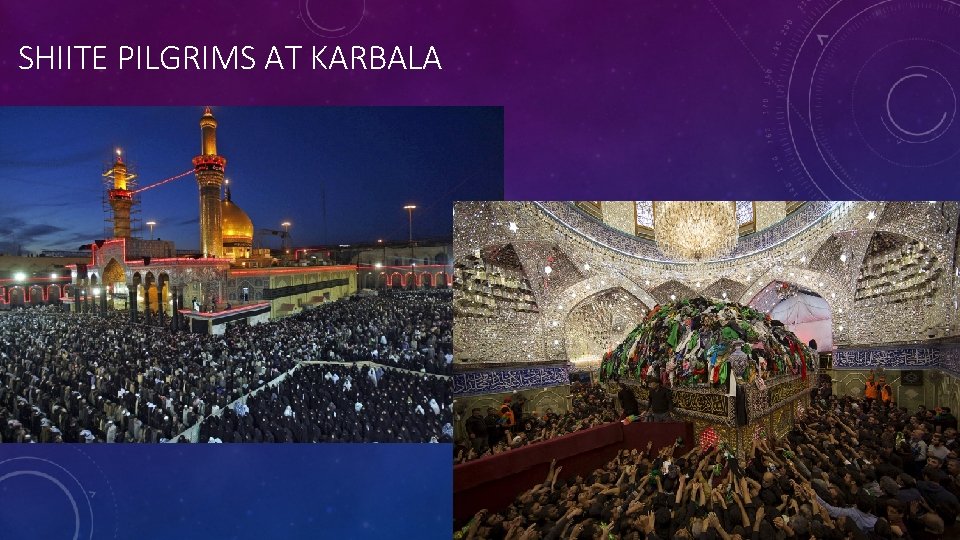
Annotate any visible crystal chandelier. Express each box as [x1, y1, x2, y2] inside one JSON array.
[[653, 201, 739, 261]]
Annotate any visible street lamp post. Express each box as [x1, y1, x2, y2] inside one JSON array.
[[403, 205, 416, 264], [146, 221, 156, 240], [403, 205, 416, 243], [281, 221, 291, 260]]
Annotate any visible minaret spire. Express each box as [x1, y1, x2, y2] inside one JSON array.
[[194, 107, 226, 257], [200, 107, 218, 156], [104, 147, 137, 238]]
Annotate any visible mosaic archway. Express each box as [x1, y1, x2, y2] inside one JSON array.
[[544, 273, 657, 320], [563, 287, 650, 363], [102, 258, 125, 286]]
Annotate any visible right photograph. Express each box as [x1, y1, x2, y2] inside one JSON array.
[[453, 201, 960, 536]]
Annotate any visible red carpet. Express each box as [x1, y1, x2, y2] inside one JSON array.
[[454, 421, 693, 521]]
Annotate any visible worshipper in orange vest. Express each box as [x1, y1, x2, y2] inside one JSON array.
[[880, 376, 893, 406], [499, 397, 516, 430], [864, 371, 879, 404]]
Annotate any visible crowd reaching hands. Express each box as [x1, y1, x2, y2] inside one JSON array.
[[459, 392, 960, 539]]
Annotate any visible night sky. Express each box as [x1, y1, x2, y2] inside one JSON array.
[[0, 107, 503, 254]]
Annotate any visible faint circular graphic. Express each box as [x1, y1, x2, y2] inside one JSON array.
[[0, 457, 92, 539], [863, 53, 957, 150], [767, 0, 960, 199], [0, 452, 118, 539], [298, 0, 366, 38]]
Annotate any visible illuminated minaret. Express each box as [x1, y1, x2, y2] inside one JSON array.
[[104, 149, 136, 238], [193, 107, 226, 257]]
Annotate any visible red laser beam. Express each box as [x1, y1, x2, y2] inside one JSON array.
[[132, 169, 194, 194]]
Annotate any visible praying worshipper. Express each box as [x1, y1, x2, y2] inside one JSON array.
[[0, 290, 451, 443], [458, 393, 960, 539]]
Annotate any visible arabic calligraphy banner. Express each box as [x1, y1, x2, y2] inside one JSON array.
[[452, 364, 570, 396], [834, 345, 960, 377]]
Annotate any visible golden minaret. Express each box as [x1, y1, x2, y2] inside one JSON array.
[[193, 107, 226, 257], [104, 150, 136, 238]]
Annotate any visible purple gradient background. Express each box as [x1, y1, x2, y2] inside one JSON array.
[[6, 1, 958, 199], [3, 2, 960, 536]]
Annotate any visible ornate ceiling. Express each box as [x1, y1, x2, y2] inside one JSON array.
[[453, 201, 960, 369]]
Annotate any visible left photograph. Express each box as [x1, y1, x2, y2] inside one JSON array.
[[0, 106, 503, 443]]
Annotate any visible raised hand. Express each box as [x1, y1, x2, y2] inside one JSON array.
[[519, 524, 539, 540], [641, 511, 655, 534]]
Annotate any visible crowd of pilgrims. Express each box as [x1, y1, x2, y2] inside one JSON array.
[[456, 383, 619, 464], [458, 390, 960, 539], [0, 289, 452, 443], [198, 363, 451, 443]]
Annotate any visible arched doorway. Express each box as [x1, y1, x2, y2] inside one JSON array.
[[563, 287, 649, 364], [29, 285, 44, 305], [130, 272, 143, 322], [144, 272, 158, 320], [360, 271, 375, 290], [8, 286, 25, 307], [47, 284, 62, 304], [103, 258, 126, 310], [158, 272, 171, 319], [748, 281, 833, 352]]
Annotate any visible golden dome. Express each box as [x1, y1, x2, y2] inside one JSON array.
[[221, 188, 253, 247]]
